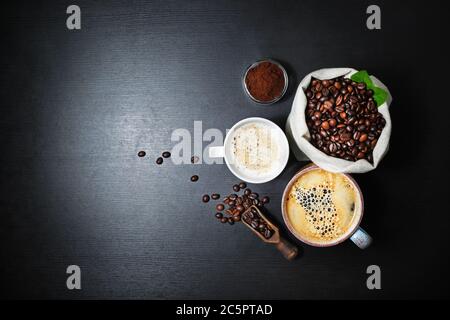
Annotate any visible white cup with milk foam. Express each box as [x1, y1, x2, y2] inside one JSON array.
[[209, 117, 290, 184]]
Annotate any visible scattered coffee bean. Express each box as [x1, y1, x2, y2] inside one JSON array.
[[138, 151, 146, 157], [190, 175, 199, 182], [239, 182, 247, 189], [228, 218, 235, 225], [261, 196, 270, 204], [220, 217, 228, 223], [215, 212, 223, 219], [191, 155, 199, 164], [202, 195, 210, 203], [216, 203, 225, 211], [233, 184, 240, 192], [156, 157, 163, 165], [244, 188, 251, 196], [162, 151, 171, 158], [211, 193, 220, 200], [249, 193, 259, 200]]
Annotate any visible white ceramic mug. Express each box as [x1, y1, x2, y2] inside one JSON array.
[[209, 117, 290, 184]]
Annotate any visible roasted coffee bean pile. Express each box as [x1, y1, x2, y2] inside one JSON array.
[[242, 206, 274, 239], [203, 182, 271, 227], [304, 77, 386, 162]]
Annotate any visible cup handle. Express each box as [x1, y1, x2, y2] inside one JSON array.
[[350, 227, 372, 249], [209, 146, 225, 158]]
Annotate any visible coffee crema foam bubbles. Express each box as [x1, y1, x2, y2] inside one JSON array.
[[229, 123, 281, 178], [286, 169, 361, 244]]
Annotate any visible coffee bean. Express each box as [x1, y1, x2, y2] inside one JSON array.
[[156, 157, 163, 165], [334, 106, 344, 113], [340, 132, 351, 142], [138, 151, 146, 157], [249, 193, 259, 200], [263, 229, 272, 239], [359, 134, 368, 143], [190, 155, 199, 164], [244, 189, 251, 196], [329, 118, 337, 127], [357, 82, 366, 90], [321, 121, 330, 130], [323, 100, 333, 110], [216, 204, 225, 211], [211, 193, 220, 200], [233, 184, 240, 192], [229, 194, 238, 201], [236, 205, 244, 212], [346, 139, 355, 147], [202, 195, 210, 203], [220, 217, 228, 223], [228, 218, 235, 225], [370, 139, 378, 148], [233, 215, 241, 222], [215, 212, 223, 219], [162, 151, 171, 158], [328, 142, 337, 153], [261, 196, 270, 204], [313, 111, 321, 120], [190, 175, 199, 182], [239, 182, 247, 189]]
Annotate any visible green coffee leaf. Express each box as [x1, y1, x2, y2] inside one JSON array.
[[350, 70, 388, 106], [372, 87, 388, 107], [350, 70, 373, 87]]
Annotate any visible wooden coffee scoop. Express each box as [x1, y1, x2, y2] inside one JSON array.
[[241, 205, 298, 261]]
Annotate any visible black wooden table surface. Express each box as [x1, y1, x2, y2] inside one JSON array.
[[1, 0, 449, 299]]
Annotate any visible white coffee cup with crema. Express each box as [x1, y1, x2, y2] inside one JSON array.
[[209, 117, 290, 184]]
